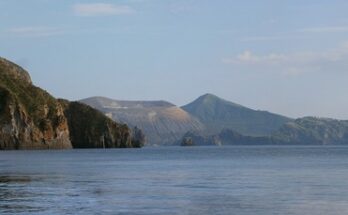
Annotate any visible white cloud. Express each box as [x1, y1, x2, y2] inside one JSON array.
[[223, 42, 348, 75], [223, 50, 288, 65], [5, 26, 65, 37], [73, 3, 135, 16]]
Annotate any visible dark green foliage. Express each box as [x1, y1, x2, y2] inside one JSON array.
[[0, 87, 9, 114], [61, 101, 134, 148]]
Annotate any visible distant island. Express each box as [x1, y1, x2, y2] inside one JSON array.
[[181, 117, 348, 146], [180, 95, 348, 146], [0, 57, 144, 150], [81, 91, 348, 147], [1, 56, 348, 149]]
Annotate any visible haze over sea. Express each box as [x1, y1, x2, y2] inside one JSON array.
[[1, 146, 348, 215]]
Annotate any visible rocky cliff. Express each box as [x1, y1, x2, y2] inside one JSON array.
[[0, 57, 71, 149], [0, 57, 142, 150], [60, 100, 139, 148]]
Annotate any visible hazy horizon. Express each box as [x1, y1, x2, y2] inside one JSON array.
[[1, 0, 348, 119]]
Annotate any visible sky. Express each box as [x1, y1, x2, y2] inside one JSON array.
[[1, 0, 348, 119]]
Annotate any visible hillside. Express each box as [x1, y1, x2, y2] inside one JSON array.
[[273, 117, 348, 145], [182, 94, 292, 136], [0, 57, 72, 149], [0, 57, 142, 149], [80, 97, 204, 145], [181, 117, 348, 146]]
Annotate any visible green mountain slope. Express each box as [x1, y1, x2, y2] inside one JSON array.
[[182, 94, 292, 136]]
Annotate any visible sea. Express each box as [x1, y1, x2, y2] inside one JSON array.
[[1, 146, 348, 215]]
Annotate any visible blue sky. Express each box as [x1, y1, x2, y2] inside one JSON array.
[[1, 0, 348, 119]]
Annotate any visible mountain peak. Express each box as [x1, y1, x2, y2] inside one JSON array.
[[182, 94, 292, 136], [200, 93, 219, 99], [198, 93, 222, 103], [192, 93, 244, 108]]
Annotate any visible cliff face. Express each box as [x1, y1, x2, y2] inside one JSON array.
[[60, 101, 136, 148], [0, 57, 141, 150], [0, 58, 72, 149]]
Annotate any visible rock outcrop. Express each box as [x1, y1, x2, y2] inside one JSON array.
[[0, 57, 142, 150], [60, 100, 134, 148], [0, 58, 71, 149], [131, 126, 146, 148]]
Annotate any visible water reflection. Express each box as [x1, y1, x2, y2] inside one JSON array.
[[0, 175, 45, 214], [0, 176, 32, 183], [1, 147, 348, 215]]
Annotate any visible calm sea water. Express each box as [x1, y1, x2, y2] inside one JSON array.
[[1, 146, 348, 215]]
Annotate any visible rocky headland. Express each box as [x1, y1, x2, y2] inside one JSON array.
[[0, 57, 144, 150]]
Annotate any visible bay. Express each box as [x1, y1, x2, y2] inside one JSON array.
[[1, 146, 348, 215]]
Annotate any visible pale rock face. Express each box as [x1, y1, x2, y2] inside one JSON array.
[[0, 92, 72, 149], [80, 97, 205, 145]]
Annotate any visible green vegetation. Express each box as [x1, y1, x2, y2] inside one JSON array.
[[0, 60, 59, 130], [61, 100, 134, 148], [0, 57, 143, 149]]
